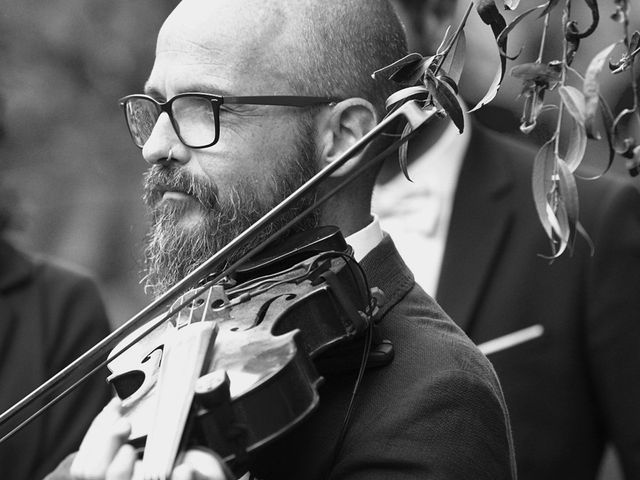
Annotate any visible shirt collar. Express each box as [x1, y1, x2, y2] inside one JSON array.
[[345, 214, 384, 262]]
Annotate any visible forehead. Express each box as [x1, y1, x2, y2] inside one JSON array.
[[147, 0, 291, 96]]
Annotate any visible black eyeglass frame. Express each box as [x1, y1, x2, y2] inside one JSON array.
[[118, 93, 340, 149]]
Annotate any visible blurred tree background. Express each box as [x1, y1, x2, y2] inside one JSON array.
[[0, 0, 176, 325]]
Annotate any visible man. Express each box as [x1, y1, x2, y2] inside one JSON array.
[[48, 0, 517, 479], [377, 2, 640, 479], [0, 132, 112, 477]]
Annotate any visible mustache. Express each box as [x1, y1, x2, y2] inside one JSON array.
[[143, 165, 219, 210]]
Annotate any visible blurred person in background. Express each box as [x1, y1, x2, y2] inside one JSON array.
[[376, 1, 640, 479], [0, 97, 112, 479]]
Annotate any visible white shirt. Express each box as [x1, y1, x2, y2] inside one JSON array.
[[345, 215, 384, 262], [371, 118, 470, 296]]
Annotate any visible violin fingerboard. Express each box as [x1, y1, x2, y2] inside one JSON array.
[[141, 321, 218, 479]]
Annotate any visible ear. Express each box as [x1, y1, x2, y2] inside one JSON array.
[[317, 98, 378, 177]]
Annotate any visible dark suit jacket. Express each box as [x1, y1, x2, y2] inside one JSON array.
[[251, 235, 516, 479], [437, 125, 640, 480], [47, 235, 516, 480], [0, 239, 112, 480]]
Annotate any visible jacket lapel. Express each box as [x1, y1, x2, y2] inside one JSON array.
[[436, 124, 514, 332], [359, 234, 415, 318]]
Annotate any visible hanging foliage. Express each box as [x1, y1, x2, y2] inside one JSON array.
[[375, 0, 639, 259], [373, 4, 473, 179]]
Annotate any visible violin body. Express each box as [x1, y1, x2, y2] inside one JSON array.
[[106, 227, 374, 472]]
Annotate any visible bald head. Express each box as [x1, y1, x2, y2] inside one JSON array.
[[158, 0, 407, 118]]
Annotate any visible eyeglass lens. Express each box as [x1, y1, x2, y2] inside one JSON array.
[[125, 99, 160, 147], [125, 96, 217, 148]]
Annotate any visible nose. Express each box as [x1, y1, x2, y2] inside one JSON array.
[[142, 112, 189, 165]]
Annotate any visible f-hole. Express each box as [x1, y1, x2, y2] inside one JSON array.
[[245, 293, 297, 330]]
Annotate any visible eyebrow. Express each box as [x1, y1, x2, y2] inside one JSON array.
[[143, 81, 234, 99]]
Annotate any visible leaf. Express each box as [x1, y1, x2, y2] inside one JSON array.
[[631, 30, 640, 53], [578, 94, 616, 179], [583, 42, 617, 139], [563, 111, 588, 173], [555, 158, 580, 255], [564, 22, 581, 66], [425, 74, 464, 133], [558, 87, 587, 172], [596, 95, 616, 175], [496, 4, 546, 60], [373, 53, 438, 86], [477, 0, 508, 34], [437, 74, 459, 94], [371, 53, 423, 81], [469, 0, 508, 112], [612, 107, 638, 156], [438, 30, 466, 85], [559, 85, 587, 125], [564, 0, 599, 39], [394, 55, 438, 85], [398, 122, 414, 181], [468, 65, 503, 113], [532, 140, 579, 259], [532, 139, 558, 241]]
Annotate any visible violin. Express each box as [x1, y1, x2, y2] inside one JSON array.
[[0, 97, 434, 478], [107, 226, 383, 477]]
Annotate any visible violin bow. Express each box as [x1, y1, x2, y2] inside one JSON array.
[[0, 91, 436, 443]]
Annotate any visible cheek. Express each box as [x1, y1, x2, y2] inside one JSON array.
[[202, 117, 303, 185]]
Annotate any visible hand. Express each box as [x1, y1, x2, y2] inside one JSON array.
[[69, 398, 232, 480]]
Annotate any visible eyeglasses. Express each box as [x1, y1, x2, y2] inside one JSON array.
[[118, 93, 339, 149]]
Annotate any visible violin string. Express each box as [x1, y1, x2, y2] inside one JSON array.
[[227, 263, 308, 297], [201, 286, 214, 322], [229, 263, 302, 290]]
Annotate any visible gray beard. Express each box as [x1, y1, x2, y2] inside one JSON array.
[[141, 141, 319, 297]]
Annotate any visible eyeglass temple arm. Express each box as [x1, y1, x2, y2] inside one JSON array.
[[223, 96, 340, 107]]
